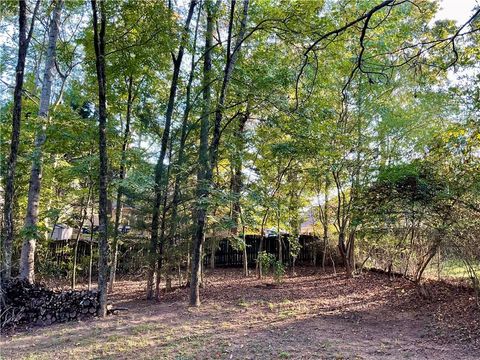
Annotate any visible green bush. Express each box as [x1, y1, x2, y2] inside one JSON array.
[[258, 251, 285, 283]]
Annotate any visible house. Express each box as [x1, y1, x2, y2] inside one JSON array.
[[50, 224, 73, 240]]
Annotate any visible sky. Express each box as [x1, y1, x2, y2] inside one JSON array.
[[435, 0, 479, 23]]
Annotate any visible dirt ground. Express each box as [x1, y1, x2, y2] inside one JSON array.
[[1, 267, 479, 360]]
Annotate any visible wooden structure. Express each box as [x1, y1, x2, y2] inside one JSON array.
[[204, 234, 320, 267]]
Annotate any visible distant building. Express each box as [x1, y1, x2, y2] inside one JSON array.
[[300, 210, 316, 235], [50, 224, 73, 240]]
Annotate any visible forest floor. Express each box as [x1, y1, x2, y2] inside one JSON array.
[[1, 267, 479, 360]]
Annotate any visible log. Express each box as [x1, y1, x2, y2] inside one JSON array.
[[1, 279, 100, 330]]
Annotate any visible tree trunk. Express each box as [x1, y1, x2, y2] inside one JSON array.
[[200, 256, 205, 288], [91, 0, 109, 317], [147, 0, 197, 300], [162, 6, 201, 292], [72, 185, 92, 289], [88, 212, 94, 291], [347, 231, 355, 275], [256, 159, 292, 278], [338, 231, 355, 277], [415, 240, 441, 283], [164, 5, 201, 290], [243, 231, 248, 277], [231, 106, 249, 278], [190, 0, 250, 306], [19, 0, 63, 283], [208, 0, 249, 173], [257, 214, 267, 279], [277, 211, 282, 263], [109, 75, 133, 293], [210, 240, 215, 269], [338, 232, 349, 276], [155, 143, 173, 300], [169, 3, 200, 244], [177, 264, 182, 287], [231, 105, 249, 235], [2, 0, 40, 280], [322, 175, 329, 272], [190, 0, 215, 307]]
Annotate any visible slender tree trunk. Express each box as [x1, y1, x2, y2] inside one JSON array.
[[109, 75, 133, 292], [166, 5, 201, 290], [19, 0, 63, 283], [348, 231, 355, 274], [200, 254, 205, 287], [231, 110, 248, 234], [169, 3, 200, 242], [231, 103, 249, 255], [242, 225, 248, 276], [415, 238, 441, 283], [88, 210, 94, 291], [91, 0, 109, 317], [155, 141, 174, 300], [190, 0, 250, 306], [186, 240, 191, 285], [338, 231, 355, 277], [257, 213, 268, 279], [190, 0, 215, 307], [277, 211, 282, 263], [210, 240, 215, 269], [209, 0, 249, 172], [177, 264, 182, 287], [322, 175, 329, 271], [2, 0, 40, 280], [72, 185, 92, 289], [147, 0, 197, 300], [338, 231, 348, 275], [256, 159, 292, 278]]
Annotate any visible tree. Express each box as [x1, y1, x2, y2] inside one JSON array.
[[19, 0, 63, 283], [147, 0, 198, 300], [109, 75, 133, 292], [91, 0, 109, 317], [1, 0, 40, 281], [190, 0, 250, 306], [189, 0, 217, 307]]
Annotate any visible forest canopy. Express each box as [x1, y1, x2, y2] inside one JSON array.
[[0, 0, 479, 319]]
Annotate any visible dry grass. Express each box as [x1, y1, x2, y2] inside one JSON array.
[[1, 267, 479, 359]]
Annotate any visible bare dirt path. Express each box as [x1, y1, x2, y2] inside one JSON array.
[[1, 268, 478, 359]]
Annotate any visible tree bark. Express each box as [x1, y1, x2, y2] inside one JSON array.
[[165, 5, 201, 291], [231, 105, 249, 235], [242, 224, 248, 276], [256, 158, 292, 278], [209, 0, 249, 172], [91, 0, 109, 317], [191, 0, 250, 305], [318, 174, 329, 271], [147, 0, 197, 300], [257, 214, 267, 279], [155, 140, 174, 300], [72, 184, 92, 289], [109, 75, 134, 292], [190, 0, 216, 307], [2, 0, 40, 281], [19, 0, 63, 283], [169, 3, 201, 244], [338, 231, 355, 277], [210, 239, 216, 269], [277, 210, 282, 263], [88, 201, 95, 291]]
